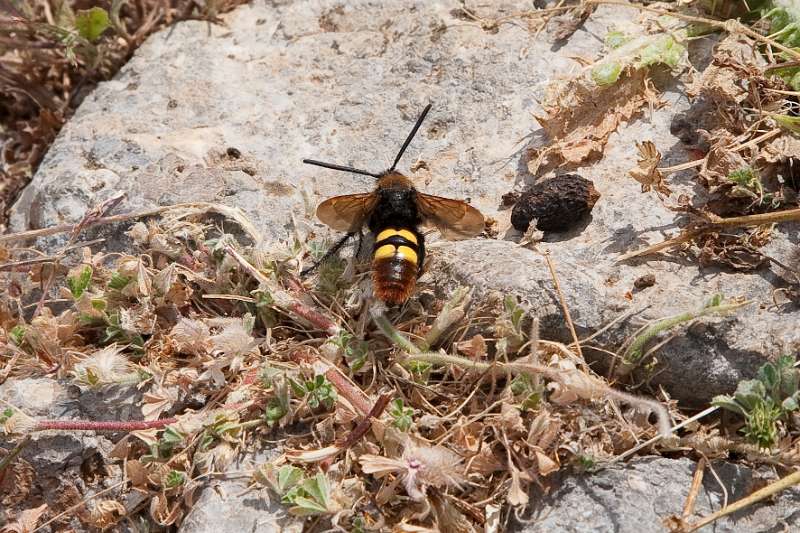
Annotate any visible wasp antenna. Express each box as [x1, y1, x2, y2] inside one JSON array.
[[303, 159, 381, 178], [388, 103, 432, 173]]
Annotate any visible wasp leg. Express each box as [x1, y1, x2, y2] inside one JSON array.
[[355, 231, 365, 259], [301, 232, 355, 277], [416, 233, 426, 278]]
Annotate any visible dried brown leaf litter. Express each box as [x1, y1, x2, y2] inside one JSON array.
[[0, 196, 701, 531]]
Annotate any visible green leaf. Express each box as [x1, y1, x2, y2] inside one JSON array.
[[9, 325, 25, 345], [636, 34, 685, 69], [289, 496, 329, 516], [775, 355, 799, 397], [301, 473, 330, 509], [0, 407, 15, 423], [289, 377, 307, 397], [108, 272, 131, 290], [74, 7, 109, 42], [592, 62, 623, 86], [711, 394, 745, 416], [161, 426, 185, 445], [389, 398, 414, 432], [165, 470, 185, 488], [773, 113, 800, 134], [277, 466, 303, 493], [67, 266, 93, 298], [604, 30, 630, 49], [758, 362, 780, 396], [782, 394, 799, 412], [733, 379, 767, 412]]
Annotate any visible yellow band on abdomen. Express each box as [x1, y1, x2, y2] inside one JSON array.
[[396, 245, 418, 265], [376, 228, 418, 245], [374, 244, 396, 260]]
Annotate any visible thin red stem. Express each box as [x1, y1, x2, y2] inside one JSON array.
[[36, 418, 177, 432]]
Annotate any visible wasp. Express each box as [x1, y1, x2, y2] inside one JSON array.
[[303, 104, 485, 305]]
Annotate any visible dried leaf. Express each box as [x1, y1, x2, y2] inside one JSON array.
[[535, 450, 559, 476], [88, 499, 125, 529], [455, 335, 487, 359], [532, 69, 658, 169], [507, 465, 529, 507], [629, 141, 671, 195], [126, 460, 150, 489], [2, 504, 48, 533]]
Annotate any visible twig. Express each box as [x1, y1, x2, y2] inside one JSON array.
[[0, 201, 262, 245], [617, 208, 800, 262], [0, 238, 105, 272], [541, 250, 583, 358], [608, 405, 719, 464], [682, 457, 706, 519], [401, 350, 671, 435], [34, 479, 129, 532], [66, 193, 125, 246], [680, 468, 800, 532], [0, 436, 31, 479], [320, 361, 373, 417], [338, 392, 392, 451]]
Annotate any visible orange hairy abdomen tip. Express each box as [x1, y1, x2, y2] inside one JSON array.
[[372, 257, 417, 305]]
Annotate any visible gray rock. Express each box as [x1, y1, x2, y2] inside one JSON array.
[[7, 1, 799, 408], [515, 457, 800, 532], [179, 448, 302, 533], [0, 377, 65, 417]]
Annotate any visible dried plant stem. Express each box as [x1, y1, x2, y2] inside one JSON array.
[[541, 250, 583, 358], [610, 404, 719, 464], [618, 208, 800, 261], [0, 201, 262, 245], [321, 362, 373, 417], [33, 479, 129, 533], [403, 350, 672, 435], [338, 392, 392, 450], [0, 238, 106, 272], [681, 468, 800, 532], [682, 457, 707, 519], [658, 129, 781, 175]]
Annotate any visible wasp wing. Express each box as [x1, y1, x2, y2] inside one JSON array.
[[316, 192, 378, 232], [415, 192, 485, 240]]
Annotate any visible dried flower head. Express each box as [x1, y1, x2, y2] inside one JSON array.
[[360, 439, 465, 500], [72, 345, 134, 388], [170, 318, 212, 355]]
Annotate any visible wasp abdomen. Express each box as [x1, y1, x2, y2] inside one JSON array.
[[371, 228, 423, 305]]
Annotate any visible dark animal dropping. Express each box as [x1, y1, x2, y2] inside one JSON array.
[[510, 174, 600, 232]]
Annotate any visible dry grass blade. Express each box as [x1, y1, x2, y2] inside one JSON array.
[[675, 468, 800, 532], [617, 209, 800, 262]]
